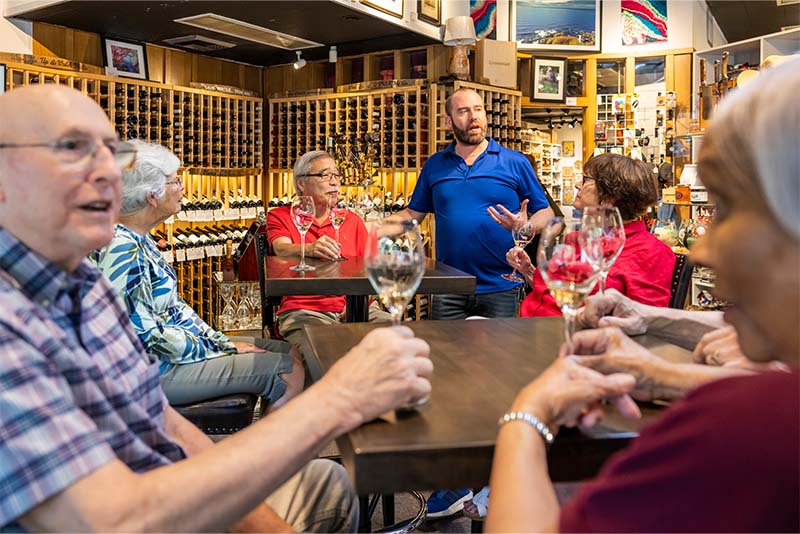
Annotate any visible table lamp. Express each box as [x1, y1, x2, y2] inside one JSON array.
[[443, 16, 477, 81]]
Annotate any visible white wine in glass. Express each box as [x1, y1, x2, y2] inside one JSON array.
[[580, 206, 625, 294], [365, 219, 426, 326], [290, 196, 316, 272], [329, 201, 348, 261], [537, 217, 601, 350], [502, 220, 536, 282]]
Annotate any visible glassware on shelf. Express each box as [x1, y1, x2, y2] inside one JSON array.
[[218, 282, 237, 331]]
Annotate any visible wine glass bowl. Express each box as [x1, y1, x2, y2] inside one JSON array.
[[290, 196, 316, 272], [502, 220, 535, 282], [537, 217, 601, 349], [580, 206, 625, 294], [365, 219, 426, 326], [329, 200, 349, 261]]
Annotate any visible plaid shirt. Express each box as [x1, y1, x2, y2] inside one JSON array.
[[0, 229, 186, 530]]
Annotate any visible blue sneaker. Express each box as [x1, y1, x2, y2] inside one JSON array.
[[426, 489, 473, 518]]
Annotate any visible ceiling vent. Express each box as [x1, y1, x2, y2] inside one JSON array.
[[175, 13, 323, 50], [163, 35, 236, 52]]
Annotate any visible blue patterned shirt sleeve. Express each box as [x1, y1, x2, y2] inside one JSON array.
[[0, 327, 116, 526], [94, 226, 234, 368]]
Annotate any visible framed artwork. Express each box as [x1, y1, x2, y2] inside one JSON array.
[[514, 0, 601, 52], [418, 0, 441, 25], [471, 0, 498, 40], [621, 0, 668, 45], [531, 57, 566, 103], [361, 0, 404, 18], [562, 140, 575, 158], [0, 64, 5, 94], [102, 37, 148, 80]]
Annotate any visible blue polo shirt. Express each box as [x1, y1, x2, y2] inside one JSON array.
[[408, 138, 549, 294]]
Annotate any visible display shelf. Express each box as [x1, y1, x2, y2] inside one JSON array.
[[594, 92, 671, 165], [520, 132, 562, 203]]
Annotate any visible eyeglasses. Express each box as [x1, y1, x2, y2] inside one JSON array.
[[303, 171, 342, 182], [0, 137, 137, 170], [581, 175, 596, 185], [164, 179, 183, 187]]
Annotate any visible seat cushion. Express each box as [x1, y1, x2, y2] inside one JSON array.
[[173, 393, 257, 434]]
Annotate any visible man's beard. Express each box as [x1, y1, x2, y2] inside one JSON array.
[[452, 122, 485, 145]]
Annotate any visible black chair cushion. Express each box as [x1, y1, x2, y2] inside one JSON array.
[[173, 393, 257, 435]]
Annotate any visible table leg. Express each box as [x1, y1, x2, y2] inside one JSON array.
[[381, 494, 395, 527], [358, 495, 371, 532], [346, 296, 370, 323]]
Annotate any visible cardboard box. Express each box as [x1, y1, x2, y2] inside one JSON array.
[[474, 39, 517, 89]]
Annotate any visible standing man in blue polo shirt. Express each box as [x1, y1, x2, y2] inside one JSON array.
[[395, 87, 553, 321]]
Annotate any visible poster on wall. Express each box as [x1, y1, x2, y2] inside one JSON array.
[[621, 0, 668, 45], [471, 0, 498, 40], [514, 0, 601, 52]]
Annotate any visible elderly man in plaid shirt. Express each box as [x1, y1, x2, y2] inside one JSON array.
[[0, 85, 433, 532]]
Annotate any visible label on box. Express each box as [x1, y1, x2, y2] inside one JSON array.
[[690, 189, 709, 203]]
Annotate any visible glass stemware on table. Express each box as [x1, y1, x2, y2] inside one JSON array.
[[580, 206, 625, 294], [329, 200, 349, 261], [536, 217, 602, 350], [502, 219, 536, 282], [290, 196, 315, 272], [218, 282, 237, 331]]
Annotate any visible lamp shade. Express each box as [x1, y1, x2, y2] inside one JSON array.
[[443, 16, 477, 46]]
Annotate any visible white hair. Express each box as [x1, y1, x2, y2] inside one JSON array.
[[120, 140, 181, 215], [700, 58, 800, 240], [292, 150, 333, 192]]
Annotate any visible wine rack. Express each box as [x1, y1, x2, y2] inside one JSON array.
[[429, 81, 523, 154]]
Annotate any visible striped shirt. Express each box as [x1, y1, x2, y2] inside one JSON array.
[[93, 225, 235, 374], [0, 229, 185, 530]]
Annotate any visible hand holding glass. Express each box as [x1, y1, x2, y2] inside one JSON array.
[[502, 220, 535, 282], [537, 217, 600, 350], [329, 200, 348, 261], [580, 206, 625, 294], [290, 196, 316, 272]]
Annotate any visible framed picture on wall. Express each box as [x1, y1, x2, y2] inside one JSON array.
[[0, 64, 6, 94], [361, 0, 404, 18], [102, 37, 148, 80], [513, 0, 601, 52], [562, 140, 575, 158], [531, 57, 566, 103], [418, 0, 441, 24]]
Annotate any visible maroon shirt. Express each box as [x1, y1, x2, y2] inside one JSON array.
[[560, 370, 800, 532], [521, 220, 675, 317]]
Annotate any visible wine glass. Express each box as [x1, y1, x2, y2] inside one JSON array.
[[365, 219, 426, 326], [218, 282, 236, 331], [502, 219, 535, 282], [537, 217, 601, 350], [580, 206, 625, 294], [329, 200, 349, 261], [290, 196, 315, 272]]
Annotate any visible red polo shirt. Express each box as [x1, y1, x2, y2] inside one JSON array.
[[267, 206, 367, 314], [520, 220, 675, 317]]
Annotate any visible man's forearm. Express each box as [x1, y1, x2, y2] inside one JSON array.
[[651, 360, 753, 400], [643, 309, 726, 349], [528, 206, 555, 233]]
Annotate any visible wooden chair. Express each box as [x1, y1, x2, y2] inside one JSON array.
[[669, 253, 693, 309], [255, 231, 283, 337]]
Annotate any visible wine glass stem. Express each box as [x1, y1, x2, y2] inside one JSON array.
[[562, 307, 577, 352], [299, 231, 306, 267], [599, 271, 608, 294], [335, 228, 340, 245], [391, 308, 402, 326]]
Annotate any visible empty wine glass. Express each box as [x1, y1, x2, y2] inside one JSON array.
[[218, 282, 236, 331], [365, 219, 426, 326], [537, 217, 601, 350], [502, 219, 536, 282], [235, 282, 250, 329], [290, 196, 316, 272], [329, 200, 349, 261], [246, 282, 262, 329], [580, 206, 625, 294]]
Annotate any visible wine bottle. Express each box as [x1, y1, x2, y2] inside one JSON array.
[[222, 239, 236, 281]]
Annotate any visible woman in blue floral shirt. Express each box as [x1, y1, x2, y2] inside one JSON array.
[[94, 140, 303, 409]]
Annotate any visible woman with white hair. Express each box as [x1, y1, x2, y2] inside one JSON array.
[[94, 140, 304, 409], [485, 59, 799, 532]]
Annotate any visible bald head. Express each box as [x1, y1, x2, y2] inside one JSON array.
[[0, 85, 113, 146]]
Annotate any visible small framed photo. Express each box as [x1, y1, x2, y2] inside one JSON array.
[[361, 0, 404, 18], [417, 0, 441, 25], [102, 37, 148, 80], [561, 140, 575, 158], [531, 57, 566, 103]]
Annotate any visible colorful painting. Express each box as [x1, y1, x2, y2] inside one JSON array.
[[471, 0, 497, 40], [514, 0, 601, 52], [562, 141, 575, 158], [102, 38, 148, 80], [621, 0, 668, 45]]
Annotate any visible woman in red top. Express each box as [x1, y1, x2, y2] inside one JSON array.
[[508, 153, 675, 316]]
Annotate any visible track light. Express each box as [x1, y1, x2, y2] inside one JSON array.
[[293, 51, 306, 70], [329, 45, 337, 63]]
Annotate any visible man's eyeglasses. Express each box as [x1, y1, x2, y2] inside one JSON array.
[[0, 137, 137, 170], [303, 171, 342, 182]]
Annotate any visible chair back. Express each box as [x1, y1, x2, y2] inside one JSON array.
[[669, 253, 693, 309], [255, 232, 283, 336]]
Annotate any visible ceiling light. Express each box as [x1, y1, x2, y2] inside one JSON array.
[[568, 120, 575, 128], [329, 46, 338, 63], [293, 51, 306, 70]]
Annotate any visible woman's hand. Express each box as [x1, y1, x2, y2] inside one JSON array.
[[505, 247, 535, 282]]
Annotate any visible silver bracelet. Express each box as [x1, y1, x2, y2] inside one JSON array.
[[498, 411, 555, 446]]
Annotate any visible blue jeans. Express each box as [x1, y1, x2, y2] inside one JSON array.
[[431, 288, 520, 320]]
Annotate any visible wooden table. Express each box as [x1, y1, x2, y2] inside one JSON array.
[[305, 316, 692, 496], [263, 256, 476, 323]]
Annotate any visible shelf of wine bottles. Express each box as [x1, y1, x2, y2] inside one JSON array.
[[268, 85, 430, 172], [430, 81, 523, 153], [4, 62, 264, 171]]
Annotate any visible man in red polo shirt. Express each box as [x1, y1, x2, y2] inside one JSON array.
[[267, 150, 388, 353]]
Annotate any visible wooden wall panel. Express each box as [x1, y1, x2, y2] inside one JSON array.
[[146, 44, 165, 83], [33, 24, 103, 67], [673, 53, 693, 136]]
